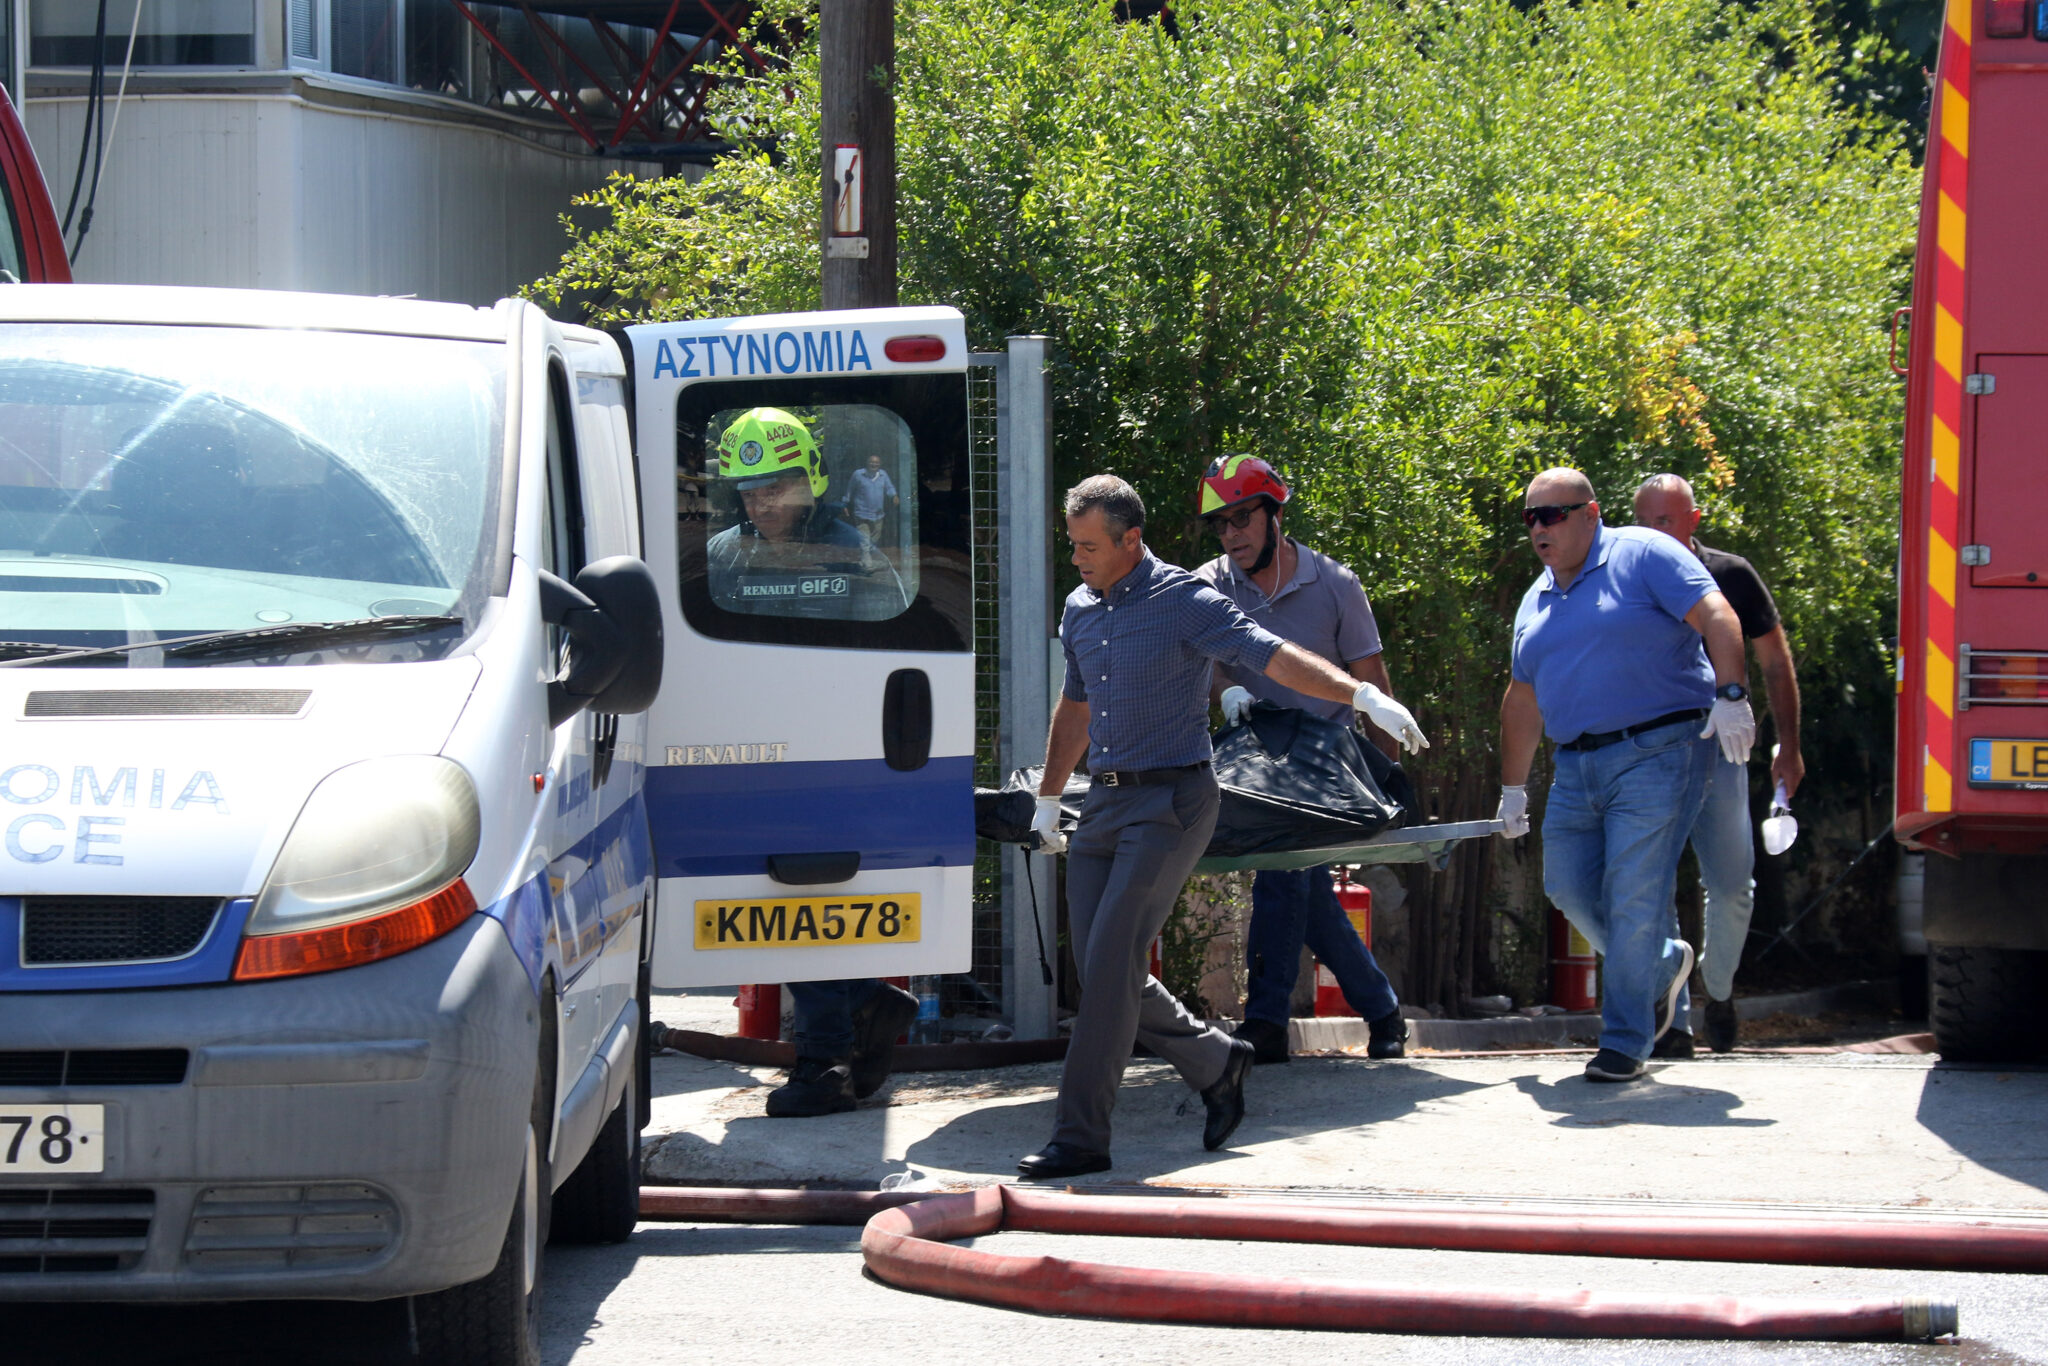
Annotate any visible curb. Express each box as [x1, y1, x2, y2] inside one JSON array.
[[1288, 979, 1901, 1054]]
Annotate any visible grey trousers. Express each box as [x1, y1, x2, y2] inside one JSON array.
[[1050, 767, 1234, 1153]]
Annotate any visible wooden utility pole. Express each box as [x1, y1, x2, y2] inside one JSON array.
[[819, 0, 896, 308]]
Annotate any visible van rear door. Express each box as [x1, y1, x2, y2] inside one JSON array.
[[626, 308, 974, 987]]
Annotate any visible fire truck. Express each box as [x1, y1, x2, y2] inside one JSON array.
[[0, 84, 69, 284], [1893, 0, 2048, 1060]]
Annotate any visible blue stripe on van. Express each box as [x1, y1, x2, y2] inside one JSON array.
[[644, 756, 975, 879], [0, 896, 253, 991]]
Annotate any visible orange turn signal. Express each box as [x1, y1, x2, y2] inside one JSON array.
[[233, 880, 479, 981]]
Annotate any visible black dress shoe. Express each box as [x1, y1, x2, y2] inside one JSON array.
[[1232, 1017, 1289, 1065], [1200, 1037, 1254, 1151], [1703, 997, 1739, 1053], [1016, 1143, 1112, 1179], [1367, 1007, 1409, 1059]]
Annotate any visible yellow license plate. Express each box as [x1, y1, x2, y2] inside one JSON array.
[[693, 894, 920, 949], [1968, 738, 2048, 789]]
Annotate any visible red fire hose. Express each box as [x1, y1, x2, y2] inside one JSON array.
[[631, 1185, 2036, 1339], [855, 1187, 1964, 1340]]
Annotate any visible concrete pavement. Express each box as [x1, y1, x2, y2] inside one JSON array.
[[643, 991, 2048, 1214]]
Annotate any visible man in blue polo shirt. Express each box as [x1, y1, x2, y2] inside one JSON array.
[[1496, 468, 1755, 1083]]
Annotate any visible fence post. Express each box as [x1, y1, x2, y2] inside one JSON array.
[[999, 335, 1059, 1039]]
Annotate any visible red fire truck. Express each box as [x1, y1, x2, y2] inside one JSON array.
[[0, 84, 68, 284], [1894, 0, 2048, 1060]]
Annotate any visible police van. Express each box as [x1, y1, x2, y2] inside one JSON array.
[[0, 285, 664, 1360], [0, 287, 976, 1361]]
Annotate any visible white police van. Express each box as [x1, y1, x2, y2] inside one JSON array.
[[0, 285, 665, 1362]]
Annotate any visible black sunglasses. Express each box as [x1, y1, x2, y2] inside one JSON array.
[[1522, 502, 1588, 529], [1205, 505, 1263, 534]]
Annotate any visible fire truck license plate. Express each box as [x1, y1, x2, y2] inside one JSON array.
[[0, 1106, 105, 1174], [1968, 739, 2048, 790], [693, 895, 920, 949]]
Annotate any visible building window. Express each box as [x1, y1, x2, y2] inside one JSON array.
[[31, 0, 257, 68], [332, 0, 398, 83]]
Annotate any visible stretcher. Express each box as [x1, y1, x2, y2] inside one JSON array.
[[1191, 819, 1505, 875]]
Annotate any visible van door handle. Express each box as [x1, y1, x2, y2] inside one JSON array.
[[881, 668, 932, 771]]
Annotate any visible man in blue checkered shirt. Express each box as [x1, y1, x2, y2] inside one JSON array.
[[1016, 475, 1430, 1181]]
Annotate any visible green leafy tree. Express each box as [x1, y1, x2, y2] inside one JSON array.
[[535, 0, 1917, 1006]]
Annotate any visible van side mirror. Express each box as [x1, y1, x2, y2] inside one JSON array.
[[538, 557, 665, 728]]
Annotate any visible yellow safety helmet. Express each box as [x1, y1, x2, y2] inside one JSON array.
[[715, 407, 826, 497]]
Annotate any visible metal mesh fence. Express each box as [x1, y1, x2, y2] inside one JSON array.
[[961, 356, 1007, 1031]]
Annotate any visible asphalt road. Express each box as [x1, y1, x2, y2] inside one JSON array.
[[9, 1017, 2048, 1365]]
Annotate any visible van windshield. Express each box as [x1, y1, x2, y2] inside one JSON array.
[[0, 323, 506, 665]]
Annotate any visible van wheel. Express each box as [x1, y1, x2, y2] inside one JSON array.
[[550, 1064, 640, 1245], [412, 1122, 543, 1366], [1929, 945, 2048, 1062]]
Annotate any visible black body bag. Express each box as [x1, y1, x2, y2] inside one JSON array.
[[974, 702, 1414, 857]]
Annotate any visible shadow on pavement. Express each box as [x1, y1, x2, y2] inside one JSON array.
[[897, 1058, 1501, 1181], [1510, 1070, 1774, 1127], [1, 1297, 413, 1364], [1912, 1064, 2048, 1200]]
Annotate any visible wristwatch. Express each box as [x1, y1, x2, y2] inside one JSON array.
[[1715, 683, 1749, 702]]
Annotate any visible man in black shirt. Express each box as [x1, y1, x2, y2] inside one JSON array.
[[1635, 475, 1804, 1052]]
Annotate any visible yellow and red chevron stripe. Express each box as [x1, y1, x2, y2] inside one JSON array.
[[1923, 0, 1972, 812]]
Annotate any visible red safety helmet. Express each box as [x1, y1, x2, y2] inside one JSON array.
[[1198, 454, 1290, 516]]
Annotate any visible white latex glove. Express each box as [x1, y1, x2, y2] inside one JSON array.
[[1030, 794, 1067, 855], [1220, 685, 1253, 727], [1352, 681, 1429, 754], [1700, 696, 1758, 766], [1497, 784, 1529, 839]]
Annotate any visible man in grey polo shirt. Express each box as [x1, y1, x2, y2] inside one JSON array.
[[1018, 475, 1429, 1181], [1191, 455, 1425, 1064]]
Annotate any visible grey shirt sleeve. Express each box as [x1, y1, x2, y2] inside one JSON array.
[[1329, 562, 1384, 663]]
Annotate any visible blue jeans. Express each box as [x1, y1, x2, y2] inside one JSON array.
[[1244, 866, 1399, 1026], [1542, 720, 1712, 1061], [786, 978, 881, 1059], [1689, 752, 1756, 1002]]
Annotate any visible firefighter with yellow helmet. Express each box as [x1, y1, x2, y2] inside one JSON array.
[[706, 406, 909, 620], [706, 406, 920, 1115], [1192, 454, 1421, 1064]]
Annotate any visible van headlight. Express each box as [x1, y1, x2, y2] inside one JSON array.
[[235, 756, 482, 981]]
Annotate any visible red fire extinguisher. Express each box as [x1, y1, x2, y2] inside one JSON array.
[[736, 983, 781, 1039], [1548, 908, 1598, 1012], [1315, 872, 1373, 1017]]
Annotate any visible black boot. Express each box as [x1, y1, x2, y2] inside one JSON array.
[[765, 1056, 855, 1117], [1232, 1017, 1290, 1065], [1367, 1007, 1409, 1059], [850, 983, 920, 1098]]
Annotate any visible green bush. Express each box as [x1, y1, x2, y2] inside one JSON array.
[[535, 0, 1918, 998]]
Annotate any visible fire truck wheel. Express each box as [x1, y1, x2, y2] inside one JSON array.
[[1929, 945, 2048, 1062]]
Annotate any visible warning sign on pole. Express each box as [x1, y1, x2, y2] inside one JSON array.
[[832, 145, 863, 236]]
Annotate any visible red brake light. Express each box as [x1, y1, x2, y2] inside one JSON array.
[[1987, 0, 2027, 37], [233, 880, 478, 981], [884, 335, 947, 364]]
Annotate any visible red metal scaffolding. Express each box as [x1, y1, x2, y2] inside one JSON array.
[[445, 0, 774, 155]]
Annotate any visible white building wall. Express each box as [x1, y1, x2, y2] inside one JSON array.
[[25, 82, 657, 305]]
